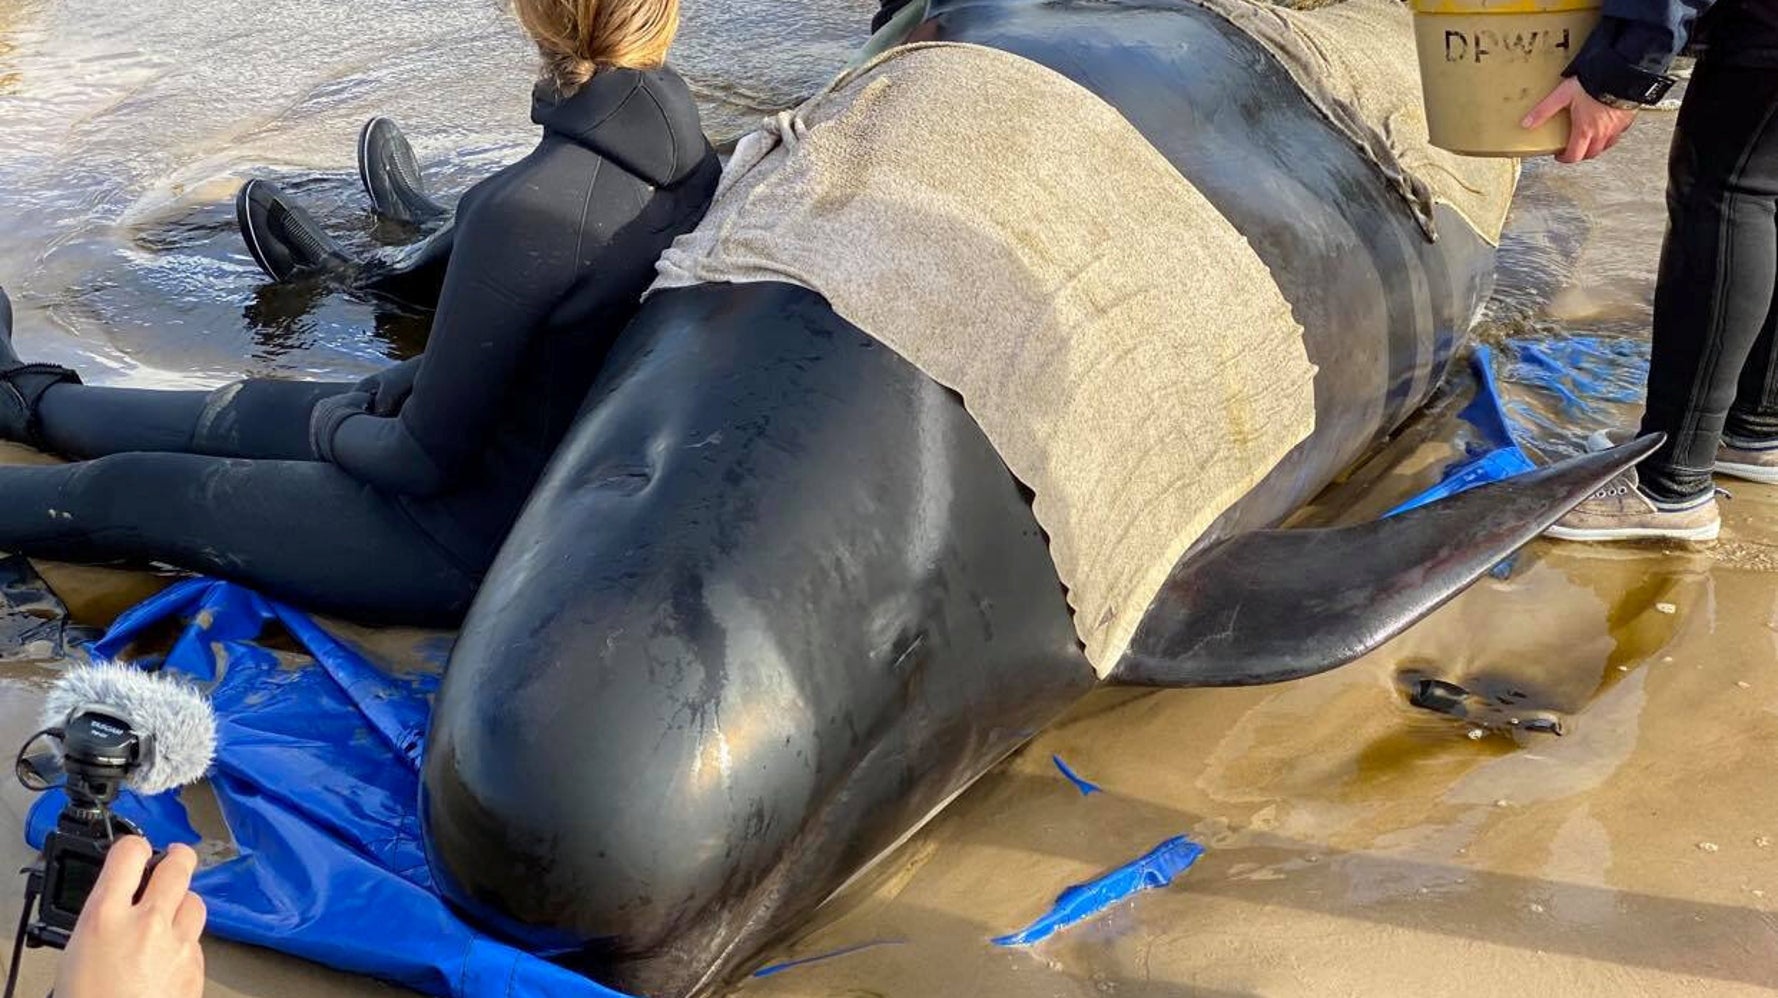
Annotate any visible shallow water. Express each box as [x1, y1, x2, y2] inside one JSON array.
[[0, 0, 871, 384], [1, 4, 1773, 997]]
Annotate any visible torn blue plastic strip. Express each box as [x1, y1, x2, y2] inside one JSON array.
[[1051, 754, 1102, 796], [1383, 346, 1537, 518], [991, 835, 1204, 947], [26, 579, 628, 998]]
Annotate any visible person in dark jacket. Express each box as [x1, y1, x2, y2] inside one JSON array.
[[0, 0, 720, 624], [1529, 0, 1778, 542]]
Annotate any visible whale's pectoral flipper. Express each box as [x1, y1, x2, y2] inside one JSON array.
[[1110, 435, 1664, 688]]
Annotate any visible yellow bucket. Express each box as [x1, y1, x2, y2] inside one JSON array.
[[1411, 0, 1603, 157]]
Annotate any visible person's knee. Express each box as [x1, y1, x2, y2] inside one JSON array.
[[191, 379, 339, 458]]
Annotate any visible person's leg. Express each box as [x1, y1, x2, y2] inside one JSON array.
[[1725, 303, 1778, 442], [0, 286, 367, 462], [1715, 285, 1778, 482], [1637, 61, 1778, 501], [1715, 184, 1778, 482], [236, 179, 454, 309], [353, 219, 455, 305], [34, 379, 351, 460], [0, 452, 479, 625]]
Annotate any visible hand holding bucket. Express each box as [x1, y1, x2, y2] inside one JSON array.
[[1520, 77, 1639, 163], [1411, 0, 1605, 157]]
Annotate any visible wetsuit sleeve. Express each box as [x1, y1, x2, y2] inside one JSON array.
[[1566, 0, 1717, 104], [319, 192, 581, 496]]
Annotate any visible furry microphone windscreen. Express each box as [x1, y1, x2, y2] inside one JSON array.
[[39, 664, 217, 795]]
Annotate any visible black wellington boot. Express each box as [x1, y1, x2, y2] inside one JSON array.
[[0, 287, 80, 448], [358, 117, 449, 225], [235, 179, 360, 284]]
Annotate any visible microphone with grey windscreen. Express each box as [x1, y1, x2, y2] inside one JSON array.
[[38, 663, 217, 795]]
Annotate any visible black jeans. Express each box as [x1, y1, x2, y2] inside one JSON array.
[[1638, 56, 1778, 501], [0, 379, 481, 625]]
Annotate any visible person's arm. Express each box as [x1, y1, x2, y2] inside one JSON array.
[[1523, 1, 1718, 163], [311, 192, 580, 496], [55, 838, 206, 998], [1569, 0, 1715, 104]]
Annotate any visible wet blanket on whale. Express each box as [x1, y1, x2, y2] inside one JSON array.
[[650, 42, 1318, 675], [1197, 0, 1518, 243]]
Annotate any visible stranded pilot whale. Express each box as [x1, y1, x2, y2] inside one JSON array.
[[420, 0, 1658, 994]]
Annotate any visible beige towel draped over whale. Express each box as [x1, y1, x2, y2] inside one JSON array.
[[651, 42, 1317, 675]]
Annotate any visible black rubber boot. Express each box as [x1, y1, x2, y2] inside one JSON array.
[[358, 117, 448, 225], [235, 179, 359, 283], [0, 286, 80, 448]]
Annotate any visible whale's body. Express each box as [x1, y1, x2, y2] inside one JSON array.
[[418, 2, 1650, 994]]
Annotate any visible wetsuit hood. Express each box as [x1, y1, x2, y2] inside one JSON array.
[[531, 67, 711, 188]]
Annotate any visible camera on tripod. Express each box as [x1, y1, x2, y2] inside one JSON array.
[[13, 703, 163, 950]]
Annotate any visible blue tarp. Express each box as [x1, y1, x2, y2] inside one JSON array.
[[1384, 345, 1538, 517], [24, 579, 629, 998], [1497, 335, 1649, 449]]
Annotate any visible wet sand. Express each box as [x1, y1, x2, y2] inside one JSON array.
[[734, 506, 1778, 997], [1, 27, 1773, 998]]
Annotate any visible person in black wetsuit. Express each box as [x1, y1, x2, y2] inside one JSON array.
[[0, 0, 719, 625]]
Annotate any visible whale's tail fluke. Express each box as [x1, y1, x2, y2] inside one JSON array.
[[1109, 434, 1664, 688]]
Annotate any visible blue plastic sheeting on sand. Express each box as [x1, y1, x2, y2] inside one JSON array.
[[1497, 336, 1650, 447], [992, 836, 1205, 947], [1051, 755, 1103, 796], [1383, 346, 1537, 518], [24, 578, 630, 998], [1504, 337, 1648, 411]]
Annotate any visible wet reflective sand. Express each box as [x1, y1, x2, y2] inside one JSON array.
[[0, 6, 1772, 997]]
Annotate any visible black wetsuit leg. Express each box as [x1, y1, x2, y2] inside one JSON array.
[[354, 219, 455, 308], [0, 455, 477, 623], [9, 379, 481, 623], [37, 379, 347, 459], [1638, 54, 1778, 500]]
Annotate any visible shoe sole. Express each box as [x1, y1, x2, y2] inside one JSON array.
[[357, 116, 387, 205], [1544, 520, 1720, 543], [236, 178, 279, 280], [1715, 460, 1778, 485]]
